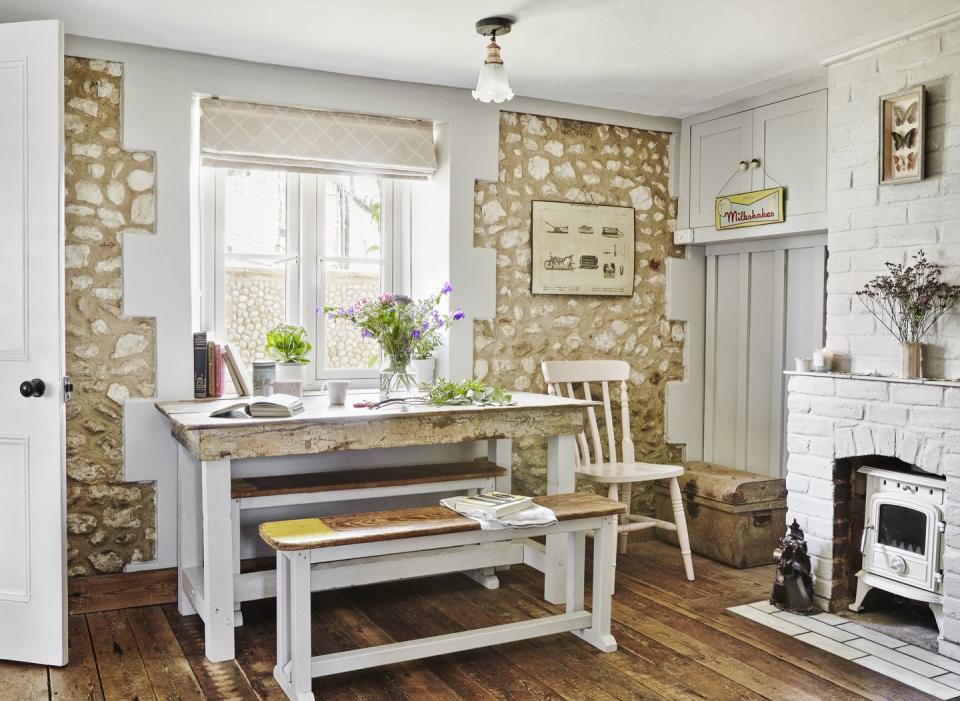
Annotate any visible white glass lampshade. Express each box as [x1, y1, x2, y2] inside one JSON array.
[[472, 40, 514, 103]]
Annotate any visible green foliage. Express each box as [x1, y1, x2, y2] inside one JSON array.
[[265, 324, 312, 364], [425, 378, 513, 406]]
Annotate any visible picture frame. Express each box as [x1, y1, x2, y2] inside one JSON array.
[[879, 85, 924, 185], [530, 200, 635, 296]]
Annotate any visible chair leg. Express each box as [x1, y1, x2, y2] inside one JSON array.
[[668, 477, 695, 581], [606, 484, 619, 594], [618, 482, 632, 556]]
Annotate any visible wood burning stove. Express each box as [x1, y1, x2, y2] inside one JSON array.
[[850, 466, 946, 634]]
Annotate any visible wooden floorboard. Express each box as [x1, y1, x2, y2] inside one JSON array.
[[0, 540, 945, 700]]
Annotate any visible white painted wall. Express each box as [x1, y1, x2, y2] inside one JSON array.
[[61, 36, 680, 570]]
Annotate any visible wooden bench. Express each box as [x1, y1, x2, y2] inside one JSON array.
[[225, 461, 506, 624], [260, 493, 624, 701]]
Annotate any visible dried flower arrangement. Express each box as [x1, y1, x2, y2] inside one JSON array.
[[856, 251, 960, 343]]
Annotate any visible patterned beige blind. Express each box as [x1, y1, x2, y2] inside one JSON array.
[[199, 98, 437, 178]]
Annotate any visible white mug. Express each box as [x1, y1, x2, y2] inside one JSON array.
[[325, 380, 350, 406]]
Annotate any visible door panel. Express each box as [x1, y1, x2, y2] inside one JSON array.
[[752, 92, 827, 216], [689, 112, 753, 228], [704, 237, 824, 477], [0, 19, 67, 666]]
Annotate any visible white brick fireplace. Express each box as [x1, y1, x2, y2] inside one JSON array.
[[786, 371, 960, 658]]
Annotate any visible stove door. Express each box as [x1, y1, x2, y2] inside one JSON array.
[[864, 494, 942, 592]]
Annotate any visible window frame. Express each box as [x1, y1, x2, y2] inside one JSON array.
[[200, 167, 411, 390]]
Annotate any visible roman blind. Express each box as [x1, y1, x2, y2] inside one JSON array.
[[199, 98, 437, 178]]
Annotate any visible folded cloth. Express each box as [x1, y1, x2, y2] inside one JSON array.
[[440, 497, 557, 531]]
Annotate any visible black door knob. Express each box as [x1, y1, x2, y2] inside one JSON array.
[[19, 378, 44, 398]]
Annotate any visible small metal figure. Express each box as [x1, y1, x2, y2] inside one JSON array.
[[770, 519, 816, 614]]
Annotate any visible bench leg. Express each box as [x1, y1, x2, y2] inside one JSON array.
[[574, 515, 617, 652], [274, 551, 314, 701], [232, 498, 243, 627]]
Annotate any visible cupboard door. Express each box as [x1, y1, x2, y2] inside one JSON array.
[[689, 111, 753, 228], [751, 91, 827, 216]]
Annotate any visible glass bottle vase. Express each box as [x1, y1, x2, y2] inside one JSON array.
[[379, 353, 416, 401]]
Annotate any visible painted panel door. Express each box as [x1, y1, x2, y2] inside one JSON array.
[[0, 20, 67, 665], [752, 92, 827, 217], [688, 111, 753, 229], [704, 238, 825, 477]]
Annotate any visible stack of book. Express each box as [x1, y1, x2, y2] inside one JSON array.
[[193, 332, 251, 399]]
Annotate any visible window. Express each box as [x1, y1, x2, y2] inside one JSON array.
[[201, 167, 410, 388]]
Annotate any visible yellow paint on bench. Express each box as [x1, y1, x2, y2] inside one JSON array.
[[260, 518, 334, 547]]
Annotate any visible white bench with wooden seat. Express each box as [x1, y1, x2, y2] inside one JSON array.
[[542, 359, 695, 582], [223, 460, 506, 624], [260, 493, 624, 701]]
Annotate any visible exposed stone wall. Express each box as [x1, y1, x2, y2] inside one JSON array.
[[473, 112, 684, 506], [826, 20, 960, 378], [64, 57, 157, 575]]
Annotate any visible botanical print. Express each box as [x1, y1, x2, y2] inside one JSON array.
[[880, 86, 924, 184]]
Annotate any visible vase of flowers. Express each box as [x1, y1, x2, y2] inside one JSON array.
[[856, 251, 960, 379], [265, 324, 312, 382], [324, 283, 464, 399]]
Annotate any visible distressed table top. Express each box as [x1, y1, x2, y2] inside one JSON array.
[[157, 391, 593, 462]]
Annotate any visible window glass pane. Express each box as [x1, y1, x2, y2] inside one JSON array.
[[225, 265, 288, 368], [323, 175, 382, 259], [323, 261, 381, 371], [224, 169, 287, 255]]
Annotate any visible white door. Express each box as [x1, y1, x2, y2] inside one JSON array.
[[752, 92, 827, 216], [688, 111, 753, 228], [0, 19, 67, 666]]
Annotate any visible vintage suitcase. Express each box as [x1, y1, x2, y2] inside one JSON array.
[[653, 461, 787, 568]]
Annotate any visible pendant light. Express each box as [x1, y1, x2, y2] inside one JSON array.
[[472, 17, 515, 103]]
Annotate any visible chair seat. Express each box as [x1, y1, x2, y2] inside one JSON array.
[[576, 461, 684, 484]]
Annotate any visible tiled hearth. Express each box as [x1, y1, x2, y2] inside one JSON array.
[[785, 371, 960, 660]]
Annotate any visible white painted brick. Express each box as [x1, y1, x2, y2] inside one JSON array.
[[945, 454, 960, 478], [808, 436, 837, 458], [918, 441, 944, 474], [807, 477, 836, 501], [805, 516, 836, 541], [785, 473, 809, 494], [909, 50, 960, 84], [877, 223, 939, 247], [788, 376, 835, 396], [788, 414, 834, 437], [787, 453, 834, 478], [911, 406, 960, 429], [828, 229, 875, 251], [866, 402, 908, 425], [850, 205, 907, 230], [909, 196, 960, 224], [835, 378, 888, 400], [946, 388, 960, 408], [853, 424, 875, 454], [826, 295, 851, 315], [897, 431, 922, 465], [891, 383, 945, 406], [810, 397, 865, 419], [834, 426, 856, 458], [877, 35, 941, 71], [788, 492, 835, 521], [787, 394, 811, 413], [875, 424, 897, 456], [829, 56, 877, 86], [849, 71, 908, 103], [878, 178, 941, 204], [828, 186, 877, 210], [787, 435, 811, 455]]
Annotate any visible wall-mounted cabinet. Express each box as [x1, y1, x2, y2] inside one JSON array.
[[679, 88, 827, 243]]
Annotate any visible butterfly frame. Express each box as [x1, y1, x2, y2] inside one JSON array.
[[879, 85, 924, 185]]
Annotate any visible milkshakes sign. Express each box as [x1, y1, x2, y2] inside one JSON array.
[[715, 187, 784, 231]]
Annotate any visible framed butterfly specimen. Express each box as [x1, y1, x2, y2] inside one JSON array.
[[879, 85, 924, 185]]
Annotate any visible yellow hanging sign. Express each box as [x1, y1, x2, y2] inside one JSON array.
[[715, 187, 785, 230]]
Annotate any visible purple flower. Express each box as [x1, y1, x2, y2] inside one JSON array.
[[441, 281, 453, 295], [379, 293, 393, 303], [421, 320, 430, 331], [361, 329, 373, 338], [411, 329, 421, 340], [452, 307, 465, 320]]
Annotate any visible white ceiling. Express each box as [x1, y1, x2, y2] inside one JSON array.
[[2, 0, 958, 117]]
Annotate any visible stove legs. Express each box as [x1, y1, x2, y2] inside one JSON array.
[[930, 602, 944, 638], [848, 574, 874, 612]]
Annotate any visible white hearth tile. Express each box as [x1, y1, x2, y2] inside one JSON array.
[[747, 601, 779, 614], [811, 611, 847, 626], [727, 605, 806, 636], [836, 621, 908, 648], [772, 612, 858, 642], [794, 632, 867, 660], [847, 637, 948, 677], [934, 673, 960, 692], [855, 656, 959, 700], [900, 646, 960, 676]]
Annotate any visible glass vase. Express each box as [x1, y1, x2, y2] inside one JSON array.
[[379, 353, 416, 401]]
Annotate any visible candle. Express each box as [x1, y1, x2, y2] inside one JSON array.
[[796, 358, 813, 372], [821, 348, 834, 371], [812, 350, 825, 371]]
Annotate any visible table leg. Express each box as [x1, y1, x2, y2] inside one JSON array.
[[545, 434, 576, 604], [177, 446, 200, 616], [488, 437, 513, 575], [201, 459, 236, 662]]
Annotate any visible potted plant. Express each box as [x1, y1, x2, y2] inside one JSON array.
[[324, 283, 464, 399], [265, 324, 312, 382], [856, 251, 960, 378]]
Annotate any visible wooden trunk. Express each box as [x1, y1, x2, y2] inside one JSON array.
[[653, 461, 786, 569]]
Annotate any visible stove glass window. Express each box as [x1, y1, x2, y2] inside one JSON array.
[[877, 504, 927, 555]]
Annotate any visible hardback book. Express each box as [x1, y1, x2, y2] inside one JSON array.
[[206, 340, 216, 397], [209, 393, 304, 419], [222, 344, 252, 397], [450, 492, 533, 518], [193, 332, 208, 398], [213, 344, 224, 398]]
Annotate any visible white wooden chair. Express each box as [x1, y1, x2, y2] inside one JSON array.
[[541, 359, 694, 581]]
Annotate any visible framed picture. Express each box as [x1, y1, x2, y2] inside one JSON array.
[[879, 85, 924, 185], [531, 200, 634, 296]]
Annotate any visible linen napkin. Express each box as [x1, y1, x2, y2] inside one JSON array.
[[440, 496, 557, 531]]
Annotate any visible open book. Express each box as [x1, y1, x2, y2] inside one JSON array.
[[209, 393, 304, 418], [447, 492, 533, 518]]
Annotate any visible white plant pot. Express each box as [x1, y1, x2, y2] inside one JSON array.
[[276, 362, 304, 383], [411, 357, 436, 388]]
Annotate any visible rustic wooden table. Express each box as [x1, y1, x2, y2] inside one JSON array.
[[156, 390, 591, 662]]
